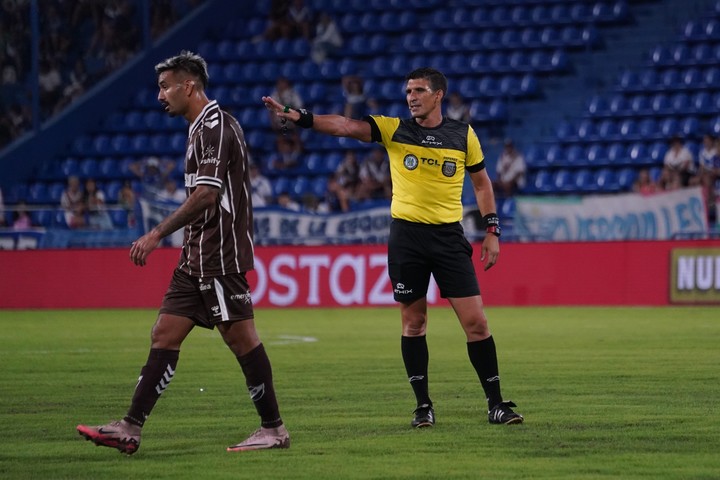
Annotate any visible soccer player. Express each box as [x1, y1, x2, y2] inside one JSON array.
[[262, 67, 523, 427], [77, 51, 290, 454]]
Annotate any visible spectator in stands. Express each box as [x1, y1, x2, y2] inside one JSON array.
[[268, 77, 305, 152], [632, 168, 658, 195], [288, 0, 313, 40], [334, 150, 361, 199], [494, 139, 526, 197], [699, 168, 718, 225], [130, 155, 176, 193], [84, 178, 113, 230], [12, 201, 32, 230], [663, 135, 694, 186], [270, 136, 301, 171], [658, 166, 682, 191], [60, 175, 86, 228], [276, 191, 301, 211], [258, 0, 293, 41], [446, 92, 471, 123], [356, 147, 391, 201], [118, 180, 137, 227], [249, 163, 273, 207], [301, 192, 329, 214], [38, 58, 63, 117], [342, 75, 371, 119], [697, 133, 718, 178], [311, 12, 343, 64], [325, 173, 350, 213]]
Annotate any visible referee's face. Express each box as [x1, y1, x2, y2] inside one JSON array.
[[405, 78, 442, 120]]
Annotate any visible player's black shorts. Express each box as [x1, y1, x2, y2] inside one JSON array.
[[159, 268, 254, 329], [388, 219, 481, 303]]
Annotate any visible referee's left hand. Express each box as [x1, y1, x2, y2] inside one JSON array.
[[480, 235, 499, 271]]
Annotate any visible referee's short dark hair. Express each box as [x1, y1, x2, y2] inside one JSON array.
[[155, 50, 209, 90], [406, 67, 448, 95]]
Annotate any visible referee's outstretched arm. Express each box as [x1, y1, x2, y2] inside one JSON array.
[[262, 96, 372, 142]]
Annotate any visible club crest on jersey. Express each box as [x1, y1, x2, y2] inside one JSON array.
[[442, 160, 457, 177], [403, 154, 419, 170]]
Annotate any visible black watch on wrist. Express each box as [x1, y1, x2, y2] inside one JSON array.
[[486, 225, 501, 237]]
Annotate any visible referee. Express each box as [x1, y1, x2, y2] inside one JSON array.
[[262, 68, 523, 427]]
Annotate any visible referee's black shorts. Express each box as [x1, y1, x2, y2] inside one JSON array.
[[388, 218, 481, 303]]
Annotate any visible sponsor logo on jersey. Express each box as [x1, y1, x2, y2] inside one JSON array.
[[421, 135, 443, 147], [441, 160, 457, 177], [230, 293, 252, 304], [403, 154, 419, 170], [211, 305, 221, 316], [394, 282, 413, 295], [199, 282, 212, 291]]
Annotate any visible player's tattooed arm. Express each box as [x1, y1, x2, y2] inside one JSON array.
[[130, 185, 218, 266], [153, 185, 218, 238]]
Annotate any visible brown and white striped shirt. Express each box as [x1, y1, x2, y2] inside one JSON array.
[[178, 100, 254, 277]]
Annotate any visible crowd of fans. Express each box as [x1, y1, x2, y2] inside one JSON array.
[[0, 0, 204, 150]]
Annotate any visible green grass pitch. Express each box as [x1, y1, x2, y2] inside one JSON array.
[[1, 306, 718, 479]]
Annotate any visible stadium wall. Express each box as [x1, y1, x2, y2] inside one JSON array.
[[1, 240, 718, 309]]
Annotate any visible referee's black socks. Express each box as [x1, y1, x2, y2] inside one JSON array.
[[467, 336, 503, 409], [401, 335, 432, 407]]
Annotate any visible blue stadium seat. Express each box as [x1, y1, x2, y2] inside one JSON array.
[[649, 45, 671, 67], [79, 158, 98, 178], [648, 141, 667, 164], [606, 143, 626, 165], [290, 176, 311, 199], [97, 157, 120, 179], [627, 142, 649, 166], [544, 144, 564, 167], [594, 168, 617, 192], [691, 43, 712, 65], [573, 168, 593, 192], [618, 119, 638, 140], [27, 182, 50, 205], [617, 70, 639, 91], [608, 94, 628, 115], [684, 68, 703, 89], [105, 181, 123, 202], [629, 94, 650, 115], [692, 91, 712, 113], [311, 177, 329, 198], [660, 69, 681, 90], [539, 26, 561, 47], [499, 29, 521, 49], [640, 69, 659, 90], [565, 144, 586, 166], [616, 167, 636, 190], [670, 44, 690, 65], [659, 117, 679, 138], [510, 5, 530, 25], [570, 3, 591, 22], [552, 169, 573, 192], [586, 144, 607, 166], [650, 93, 671, 114], [679, 116, 700, 137], [576, 119, 595, 142], [272, 176, 291, 196], [531, 170, 553, 193], [530, 5, 550, 24], [524, 144, 544, 168], [670, 92, 690, 112], [596, 119, 618, 140], [519, 28, 541, 48], [638, 118, 659, 139], [586, 95, 608, 116]]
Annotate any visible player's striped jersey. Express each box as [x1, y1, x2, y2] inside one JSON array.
[[367, 115, 485, 224], [178, 100, 254, 277]]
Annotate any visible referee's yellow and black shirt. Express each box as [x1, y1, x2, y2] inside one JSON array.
[[366, 115, 485, 225]]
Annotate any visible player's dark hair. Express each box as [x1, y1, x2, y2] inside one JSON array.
[[155, 50, 209, 90], [406, 68, 448, 95]]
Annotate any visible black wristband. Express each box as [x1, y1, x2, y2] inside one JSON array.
[[482, 213, 500, 228], [292, 108, 314, 128]]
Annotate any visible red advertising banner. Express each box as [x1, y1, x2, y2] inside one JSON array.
[[1, 240, 718, 309]]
